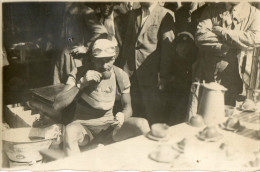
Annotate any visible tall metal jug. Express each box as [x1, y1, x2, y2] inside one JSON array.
[[197, 82, 227, 126]]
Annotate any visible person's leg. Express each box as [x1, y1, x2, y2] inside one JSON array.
[[112, 117, 150, 142], [218, 54, 243, 106], [63, 122, 91, 156]]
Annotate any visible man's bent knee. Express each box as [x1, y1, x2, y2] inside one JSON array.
[[64, 123, 86, 145]]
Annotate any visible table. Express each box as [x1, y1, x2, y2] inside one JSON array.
[[23, 114, 260, 171]]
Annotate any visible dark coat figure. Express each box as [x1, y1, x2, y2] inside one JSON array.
[[164, 2, 206, 35], [165, 32, 197, 125], [121, 3, 175, 124]]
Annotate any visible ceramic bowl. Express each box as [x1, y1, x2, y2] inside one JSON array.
[[3, 128, 53, 162], [199, 126, 219, 139], [150, 145, 180, 163], [190, 115, 204, 127], [151, 123, 169, 138]]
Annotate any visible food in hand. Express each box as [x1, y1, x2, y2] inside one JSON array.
[[190, 115, 204, 127], [241, 99, 256, 110], [101, 70, 112, 79], [151, 123, 169, 138]]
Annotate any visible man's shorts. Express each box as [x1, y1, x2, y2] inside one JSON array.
[[71, 101, 116, 143], [71, 119, 114, 143]]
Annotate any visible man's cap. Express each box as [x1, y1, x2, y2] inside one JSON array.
[[176, 31, 194, 43], [92, 39, 117, 58]]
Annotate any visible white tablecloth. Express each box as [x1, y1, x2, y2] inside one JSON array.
[[24, 122, 260, 171]]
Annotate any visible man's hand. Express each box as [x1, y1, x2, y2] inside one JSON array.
[[77, 70, 102, 89], [111, 112, 125, 129], [85, 70, 102, 82], [212, 26, 225, 36], [70, 45, 88, 56]]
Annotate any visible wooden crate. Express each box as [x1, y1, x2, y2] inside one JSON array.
[[4, 104, 40, 128]]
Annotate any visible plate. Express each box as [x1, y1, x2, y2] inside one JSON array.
[[149, 152, 172, 163], [219, 123, 245, 132], [237, 107, 257, 112], [172, 144, 184, 153], [196, 133, 223, 142], [146, 132, 169, 141]]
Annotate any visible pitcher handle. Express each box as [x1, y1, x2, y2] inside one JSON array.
[[191, 81, 202, 100]]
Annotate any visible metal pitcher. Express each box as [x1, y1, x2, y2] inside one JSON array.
[[197, 82, 227, 126]]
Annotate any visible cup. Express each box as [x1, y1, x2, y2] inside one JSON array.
[[151, 123, 169, 138], [152, 144, 180, 162], [189, 115, 204, 127]]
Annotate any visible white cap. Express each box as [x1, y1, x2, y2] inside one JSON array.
[[92, 39, 117, 58]]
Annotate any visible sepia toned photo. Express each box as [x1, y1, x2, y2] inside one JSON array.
[[1, 1, 260, 171]]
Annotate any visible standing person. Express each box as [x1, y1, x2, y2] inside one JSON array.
[[53, 3, 107, 84], [121, 2, 175, 124], [174, 2, 205, 35], [195, 2, 260, 106], [114, 2, 141, 14], [61, 39, 150, 156], [165, 32, 197, 125], [96, 3, 126, 66]]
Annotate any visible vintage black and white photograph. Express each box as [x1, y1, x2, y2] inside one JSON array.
[[1, 1, 260, 170]]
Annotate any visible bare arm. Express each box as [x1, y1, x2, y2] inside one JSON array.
[[195, 5, 227, 53], [214, 12, 260, 50], [120, 93, 132, 119]]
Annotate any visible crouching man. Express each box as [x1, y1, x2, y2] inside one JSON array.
[[62, 39, 150, 156]]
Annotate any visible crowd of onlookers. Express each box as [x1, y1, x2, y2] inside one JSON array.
[[3, 2, 260, 126], [51, 2, 260, 126]]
